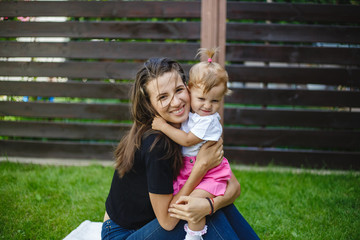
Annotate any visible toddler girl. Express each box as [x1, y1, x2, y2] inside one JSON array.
[[152, 48, 232, 240]]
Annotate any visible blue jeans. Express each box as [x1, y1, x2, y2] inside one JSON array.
[[101, 204, 260, 240]]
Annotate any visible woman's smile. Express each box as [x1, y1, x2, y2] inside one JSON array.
[[172, 106, 185, 115]]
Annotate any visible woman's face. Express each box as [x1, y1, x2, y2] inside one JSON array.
[[146, 71, 190, 128]]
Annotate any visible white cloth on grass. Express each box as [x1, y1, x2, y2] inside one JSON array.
[[63, 220, 102, 240]]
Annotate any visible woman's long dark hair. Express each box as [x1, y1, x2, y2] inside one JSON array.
[[114, 58, 186, 178]]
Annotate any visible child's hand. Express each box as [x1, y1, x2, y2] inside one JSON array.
[[152, 116, 166, 131]]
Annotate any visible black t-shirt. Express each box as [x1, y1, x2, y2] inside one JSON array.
[[105, 133, 174, 229]]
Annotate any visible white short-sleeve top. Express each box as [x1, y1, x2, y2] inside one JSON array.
[[180, 112, 222, 157]]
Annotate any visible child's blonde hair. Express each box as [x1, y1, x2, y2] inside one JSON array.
[[188, 48, 230, 95]]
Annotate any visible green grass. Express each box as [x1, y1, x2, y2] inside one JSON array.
[[233, 168, 360, 240], [0, 162, 359, 240], [0, 162, 113, 240]]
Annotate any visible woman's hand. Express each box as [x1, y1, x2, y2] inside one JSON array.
[[195, 138, 224, 172], [168, 196, 211, 224]]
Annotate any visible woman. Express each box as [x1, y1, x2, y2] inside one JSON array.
[[102, 57, 259, 240]]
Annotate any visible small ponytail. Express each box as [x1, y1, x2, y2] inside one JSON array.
[[189, 47, 230, 95], [195, 47, 218, 64]]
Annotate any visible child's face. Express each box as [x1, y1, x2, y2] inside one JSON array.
[[190, 84, 225, 116]]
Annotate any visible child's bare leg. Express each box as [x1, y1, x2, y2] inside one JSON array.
[[187, 189, 214, 231]]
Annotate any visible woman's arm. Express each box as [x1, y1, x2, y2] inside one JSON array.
[[152, 116, 202, 147], [167, 171, 241, 224], [149, 139, 224, 231]]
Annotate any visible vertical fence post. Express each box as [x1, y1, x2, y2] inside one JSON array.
[[201, 0, 227, 123]]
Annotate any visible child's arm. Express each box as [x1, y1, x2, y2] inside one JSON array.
[[152, 116, 202, 147]]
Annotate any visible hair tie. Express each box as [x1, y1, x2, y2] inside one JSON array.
[[208, 58, 212, 63]]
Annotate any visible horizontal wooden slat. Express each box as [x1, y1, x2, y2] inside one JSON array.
[[0, 1, 201, 18], [225, 146, 360, 170], [0, 101, 131, 121], [1, 62, 357, 87], [224, 107, 360, 129], [2, 102, 358, 129], [0, 81, 132, 99], [0, 21, 200, 40], [2, 120, 358, 151], [226, 88, 360, 108], [0, 62, 192, 80], [226, 66, 360, 87], [0, 62, 142, 80], [0, 42, 199, 61], [3, 82, 359, 110], [227, 2, 360, 23], [2, 21, 359, 44], [0, 121, 130, 141], [227, 23, 360, 44], [223, 127, 360, 151], [2, 22, 358, 44], [2, 2, 359, 24], [2, 42, 359, 66], [226, 44, 360, 65], [0, 140, 114, 160], [1, 140, 359, 169]]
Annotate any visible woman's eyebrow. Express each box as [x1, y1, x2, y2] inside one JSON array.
[[156, 92, 167, 99], [176, 83, 185, 88]]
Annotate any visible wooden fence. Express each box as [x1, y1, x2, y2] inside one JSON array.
[[0, 1, 359, 169]]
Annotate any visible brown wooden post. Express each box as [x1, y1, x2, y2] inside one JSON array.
[[201, 0, 227, 124]]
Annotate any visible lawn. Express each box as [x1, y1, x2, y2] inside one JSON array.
[[0, 161, 359, 240]]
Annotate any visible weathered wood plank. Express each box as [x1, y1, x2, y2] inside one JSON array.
[[2, 21, 359, 44], [225, 146, 360, 170], [1, 42, 359, 65], [0, 41, 199, 61], [2, 120, 358, 151], [226, 66, 360, 87], [2, 140, 358, 169], [0, 61, 141, 80], [226, 88, 360, 108], [227, 2, 360, 23], [227, 23, 360, 44], [223, 127, 360, 151], [0, 61, 191, 80], [224, 107, 360, 129], [0, 81, 132, 100], [2, 1, 359, 24], [0, 22, 200, 40], [0, 101, 131, 121], [226, 44, 360, 65], [0, 140, 115, 160], [19, 84, 357, 113], [1, 62, 357, 87], [1, 41, 358, 66], [3, 102, 358, 129], [0, 1, 201, 18], [0, 121, 130, 140]]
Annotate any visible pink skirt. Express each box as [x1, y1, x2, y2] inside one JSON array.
[[173, 156, 232, 196]]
